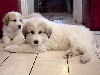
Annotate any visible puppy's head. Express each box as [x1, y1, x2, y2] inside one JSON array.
[[23, 19, 52, 46], [3, 11, 23, 31]]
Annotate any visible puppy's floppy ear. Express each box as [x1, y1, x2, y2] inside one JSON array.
[[45, 24, 52, 38], [39, 22, 52, 38], [2, 13, 9, 25], [22, 23, 29, 39]]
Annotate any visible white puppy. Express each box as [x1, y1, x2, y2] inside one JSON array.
[[5, 14, 98, 63], [2, 11, 25, 47]]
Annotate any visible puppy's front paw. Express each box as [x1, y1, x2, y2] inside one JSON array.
[[80, 55, 91, 64], [4, 46, 16, 53]]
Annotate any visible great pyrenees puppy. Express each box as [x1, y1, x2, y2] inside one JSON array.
[[5, 14, 97, 63], [2, 11, 25, 47]]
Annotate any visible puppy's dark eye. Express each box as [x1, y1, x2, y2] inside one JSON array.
[[39, 31, 42, 34], [12, 19, 17, 22], [31, 31, 34, 34]]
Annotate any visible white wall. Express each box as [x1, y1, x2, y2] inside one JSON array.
[[27, 0, 34, 15], [21, 0, 35, 18], [21, 0, 28, 18], [73, 0, 82, 24]]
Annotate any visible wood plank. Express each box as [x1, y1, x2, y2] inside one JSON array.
[[30, 51, 68, 75], [0, 51, 10, 66], [0, 53, 37, 75], [69, 55, 100, 75]]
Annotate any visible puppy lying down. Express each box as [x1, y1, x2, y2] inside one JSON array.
[[5, 15, 98, 63]]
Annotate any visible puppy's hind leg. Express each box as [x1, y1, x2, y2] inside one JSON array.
[[78, 45, 94, 63]]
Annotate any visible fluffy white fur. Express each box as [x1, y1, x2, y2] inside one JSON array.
[[2, 11, 25, 47], [5, 13, 97, 63]]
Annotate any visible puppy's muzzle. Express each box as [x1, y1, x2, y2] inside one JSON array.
[[34, 40, 39, 44], [18, 25, 21, 29]]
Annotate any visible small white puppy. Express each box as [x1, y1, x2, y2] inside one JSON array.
[[4, 13, 98, 63], [2, 11, 25, 47]]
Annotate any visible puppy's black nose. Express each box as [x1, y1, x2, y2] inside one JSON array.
[[18, 25, 21, 29], [34, 40, 39, 44]]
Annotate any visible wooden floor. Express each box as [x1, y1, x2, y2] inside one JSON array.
[[0, 13, 100, 75]]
